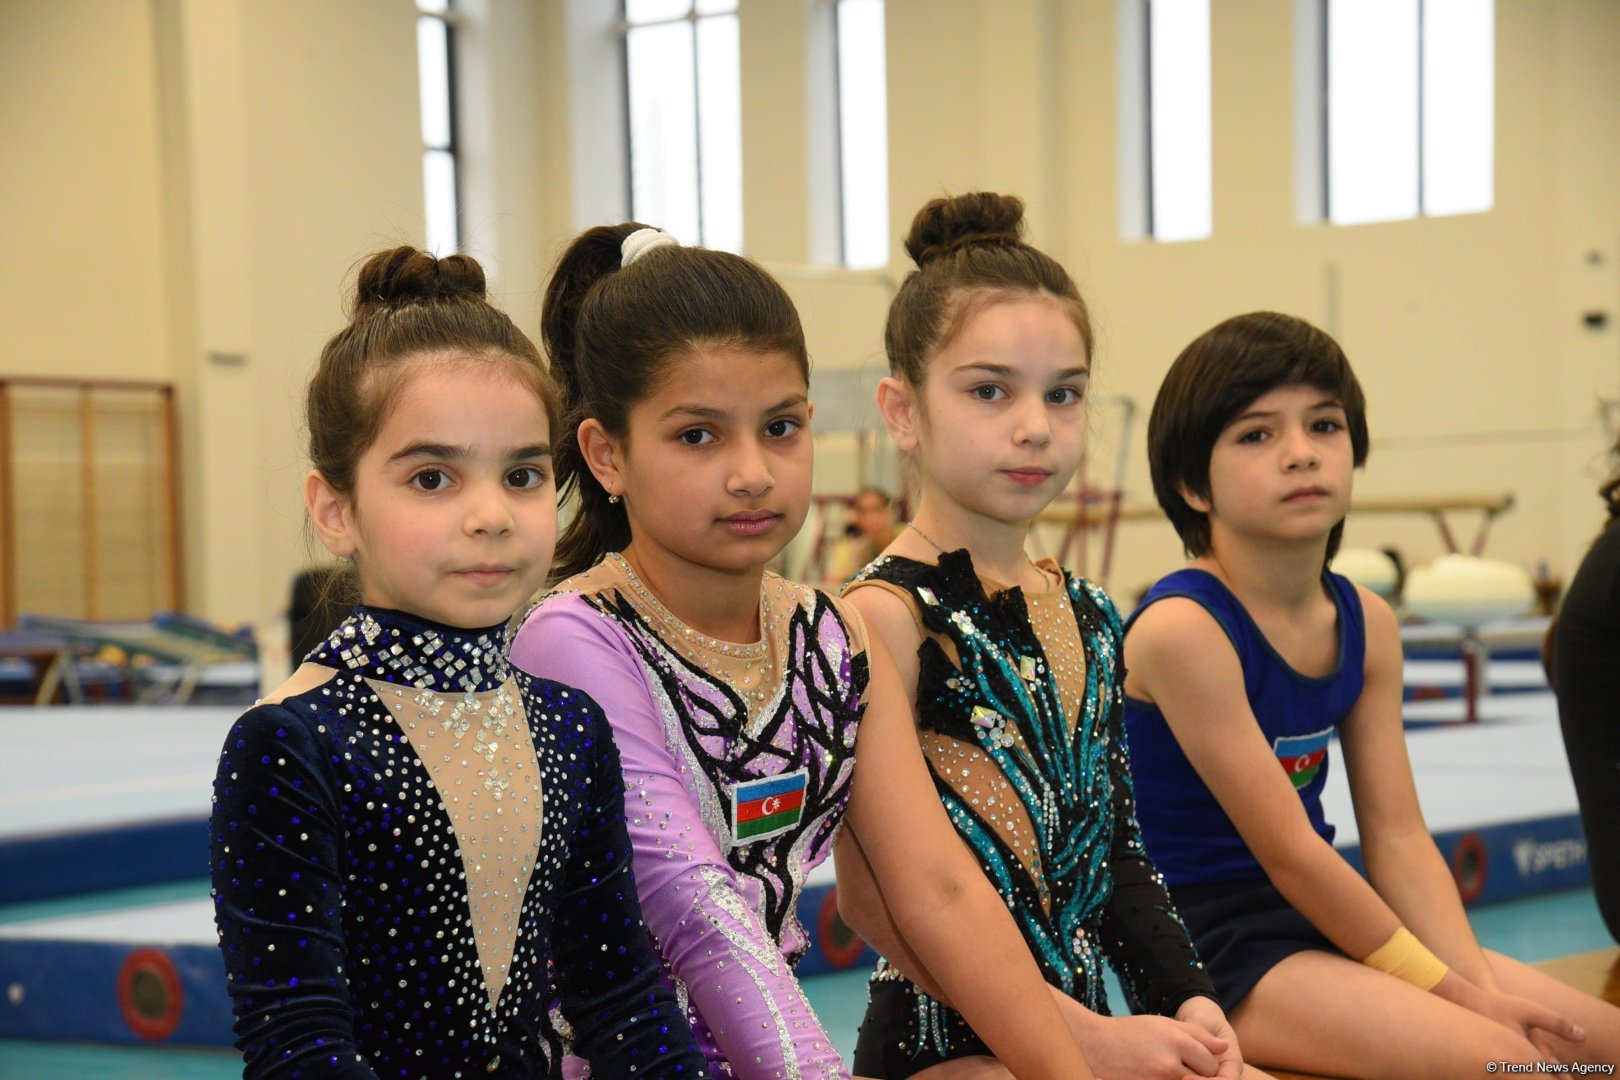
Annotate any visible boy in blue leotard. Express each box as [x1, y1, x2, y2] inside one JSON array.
[[1123, 312, 1619, 1079]]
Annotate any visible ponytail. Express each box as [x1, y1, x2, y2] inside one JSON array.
[[543, 225, 642, 583], [540, 225, 809, 583]]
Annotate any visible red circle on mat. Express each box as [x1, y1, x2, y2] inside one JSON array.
[[1450, 831, 1489, 905], [117, 948, 183, 1041], [817, 890, 867, 970]]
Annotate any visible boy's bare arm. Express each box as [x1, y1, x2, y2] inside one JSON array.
[[1124, 596, 1401, 959], [1339, 587, 1498, 987], [1128, 595, 1582, 1045]]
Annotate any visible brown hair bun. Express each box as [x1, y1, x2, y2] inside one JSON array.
[[355, 247, 487, 312], [886, 191, 1090, 387], [307, 246, 555, 510], [903, 192, 1026, 268]]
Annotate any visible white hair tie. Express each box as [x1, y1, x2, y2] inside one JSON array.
[[621, 228, 680, 267]]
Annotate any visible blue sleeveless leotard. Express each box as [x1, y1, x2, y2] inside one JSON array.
[[1123, 568, 1365, 888]]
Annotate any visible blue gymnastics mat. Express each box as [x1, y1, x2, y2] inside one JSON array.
[[0, 661, 1591, 1052]]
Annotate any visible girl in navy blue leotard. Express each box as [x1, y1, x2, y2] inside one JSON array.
[[209, 248, 707, 1078]]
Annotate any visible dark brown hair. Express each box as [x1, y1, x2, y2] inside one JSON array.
[[306, 246, 558, 509], [1147, 311, 1370, 559], [886, 192, 1093, 387], [542, 225, 809, 582]]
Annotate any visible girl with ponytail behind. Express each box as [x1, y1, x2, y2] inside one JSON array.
[[511, 224, 1094, 1078], [209, 247, 706, 1078], [836, 193, 1260, 1079]]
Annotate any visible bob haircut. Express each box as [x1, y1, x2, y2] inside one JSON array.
[[1148, 311, 1369, 560]]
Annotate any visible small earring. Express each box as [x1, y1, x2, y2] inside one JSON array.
[[608, 493, 621, 504]]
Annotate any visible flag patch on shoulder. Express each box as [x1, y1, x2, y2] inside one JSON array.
[[1272, 728, 1333, 789], [731, 769, 808, 841]]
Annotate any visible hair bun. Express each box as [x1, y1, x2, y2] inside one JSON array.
[[904, 192, 1026, 267], [354, 246, 487, 311]]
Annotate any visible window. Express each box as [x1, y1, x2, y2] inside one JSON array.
[[1118, 0, 1212, 243], [835, 0, 889, 269], [417, 0, 459, 256], [1315, 0, 1494, 225], [623, 0, 742, 251]]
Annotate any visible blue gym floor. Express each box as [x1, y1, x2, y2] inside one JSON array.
[[0, 639, 1605, 1077], [0, 883, 1610, 1078]]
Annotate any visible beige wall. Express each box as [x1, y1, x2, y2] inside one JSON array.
[[0, 1, 172, 384], [2, 0, 1616, 631], [1058, 0, 1620, 594], [780, 0, 1620, 596], [3, 0, 425, 630]]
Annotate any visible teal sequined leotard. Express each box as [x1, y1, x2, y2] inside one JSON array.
[[846, 551, 1216, 1077]]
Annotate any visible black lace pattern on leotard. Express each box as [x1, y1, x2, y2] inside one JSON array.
[[583, 585, 867, 958]]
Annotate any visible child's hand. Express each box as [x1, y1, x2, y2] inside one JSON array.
[[1174, 995, 1245, 1079], [1441, 974, 1585, 1062], [1054, 990, 1227, 1079], [1477, 988, 1584, 1063]]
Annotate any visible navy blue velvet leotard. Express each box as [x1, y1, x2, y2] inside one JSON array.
[[209, 605, 707, 1078]]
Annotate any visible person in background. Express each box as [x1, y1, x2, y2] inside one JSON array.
[[826, 485, 901, 585], [286, 564, 349, 666], [1549, 435, 1620, 943]]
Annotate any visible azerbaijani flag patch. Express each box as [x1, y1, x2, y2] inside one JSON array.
[[731, 769, 808, 842], [1272, 728, 1333, 789]]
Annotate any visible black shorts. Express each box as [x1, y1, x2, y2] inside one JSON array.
[[1169, 875, 1344, 1009]]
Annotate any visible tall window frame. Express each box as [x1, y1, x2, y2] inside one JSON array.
[[1117, 0, 1213, 243], [417, 0, 461, 256], [833, 0, 889, 269], [620, 0, 743, 252], [1307, 0, 1495, 226]]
